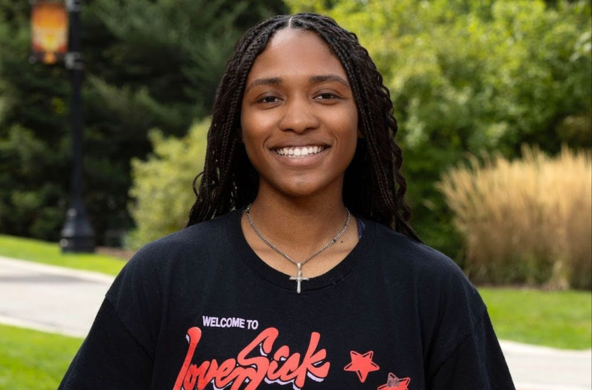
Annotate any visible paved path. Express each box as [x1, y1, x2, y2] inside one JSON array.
[[0, 256, 113, 337], [0, 256, 590, 389]]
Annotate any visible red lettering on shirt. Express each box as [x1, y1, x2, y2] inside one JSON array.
[[173, 327, 330, 390]]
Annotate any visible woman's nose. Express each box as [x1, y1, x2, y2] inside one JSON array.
[[278, 98, 319, 133]]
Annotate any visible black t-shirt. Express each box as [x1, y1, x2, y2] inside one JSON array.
[[59, 210, 515, 390]]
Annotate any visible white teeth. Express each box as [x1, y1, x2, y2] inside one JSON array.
[[274, 146, 326, 158]]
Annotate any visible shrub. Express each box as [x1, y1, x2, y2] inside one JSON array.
[[438, 146, 591, 289], [127, 119, 208, 249], [286, 0, 592, 258]]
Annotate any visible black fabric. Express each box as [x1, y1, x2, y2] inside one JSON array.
[[59, 210, 515, 390]]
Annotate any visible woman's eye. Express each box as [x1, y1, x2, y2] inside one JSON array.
[[258, 96, 280, 104], [315, 93, 340, 100]]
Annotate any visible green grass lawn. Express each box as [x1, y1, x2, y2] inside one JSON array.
[[0, 235, 126, 276], [0, 324, 83, 390], [480, 287, 591, 350]]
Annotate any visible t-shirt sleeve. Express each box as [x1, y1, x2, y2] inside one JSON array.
[[58, 244, 163, 389], [57, 298, 153, 390], [427, 311, 516, 390], [409, 242, 515, 390]]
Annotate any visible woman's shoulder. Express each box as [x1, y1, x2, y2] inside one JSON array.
[[106, 211, 239, 303], [121, 211, 238, 274], [370, 221, 463, 275], [365, 220, 482, 306], [368, 221, 486, 341], [140, 212, 231, 254]]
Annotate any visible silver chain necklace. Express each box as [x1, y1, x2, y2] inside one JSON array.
[[245, 204, 351, 294]]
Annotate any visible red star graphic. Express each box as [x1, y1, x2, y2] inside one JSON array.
[[343, 350, 380, 383], [377, 372, 411, 390]]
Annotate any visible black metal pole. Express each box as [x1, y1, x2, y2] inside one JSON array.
[[60, 0, 95, 253]]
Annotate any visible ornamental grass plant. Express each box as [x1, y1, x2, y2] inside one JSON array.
[[438, 146, 591, 289]]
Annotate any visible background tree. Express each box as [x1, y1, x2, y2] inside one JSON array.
[[0, 0, 287, 243], [287, 0, 591, 257], [0, 0, 70, 238]]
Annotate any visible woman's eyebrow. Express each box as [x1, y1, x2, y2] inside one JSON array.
[[245, 77, 282, 93], [245, 74, 350, 93], [309, 74, 349, 87]]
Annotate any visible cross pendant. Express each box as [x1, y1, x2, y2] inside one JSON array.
[[289, 263, 309, 294]]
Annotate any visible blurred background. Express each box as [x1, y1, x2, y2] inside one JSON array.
[[2, 0, 590, 286], [0, 0, 590, 387]]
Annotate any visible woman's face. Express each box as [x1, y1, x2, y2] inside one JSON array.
[[240, 28, 359, 201]]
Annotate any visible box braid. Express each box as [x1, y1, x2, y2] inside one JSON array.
[[187, 13, 420, 241]]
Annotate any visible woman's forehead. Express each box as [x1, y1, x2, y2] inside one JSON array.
[[245, 28, 347, 83]]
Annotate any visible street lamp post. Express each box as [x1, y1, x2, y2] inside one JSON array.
[[59, 0, 95, 253]]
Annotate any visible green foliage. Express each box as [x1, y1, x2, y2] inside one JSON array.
[[0, 125, 68, 238], [127, 119, 208, 249], [0, 324, 83, 390], [287, 0, 592, 257], [91, 0, 245, 122], [0, 0, 287, 243]]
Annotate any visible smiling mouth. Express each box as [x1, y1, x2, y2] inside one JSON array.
[[273, 145, 328, 158]]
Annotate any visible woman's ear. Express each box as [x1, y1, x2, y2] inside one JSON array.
[[357, 128, 364, 139]]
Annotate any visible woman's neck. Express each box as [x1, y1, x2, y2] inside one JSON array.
[[241, 185, 360, 279], [246, 191, 350, 255]]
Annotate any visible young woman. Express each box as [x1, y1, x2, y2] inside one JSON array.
[[60, 13, 515, 390]]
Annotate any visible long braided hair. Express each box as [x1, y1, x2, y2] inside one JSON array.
[[187, 13, 419, 241]]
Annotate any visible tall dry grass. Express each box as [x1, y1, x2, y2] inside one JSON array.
[[438, 146, 591, 289]]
